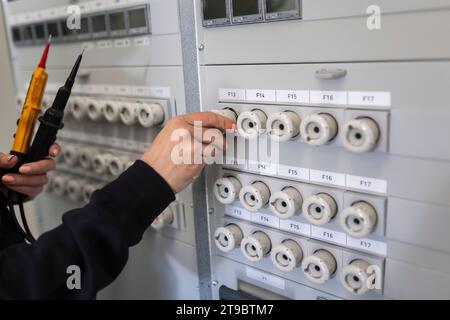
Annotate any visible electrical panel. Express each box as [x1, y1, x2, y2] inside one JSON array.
[[3, 0, 450, 300], [2, 0, 202, 299], [198, 0, 450, 300]]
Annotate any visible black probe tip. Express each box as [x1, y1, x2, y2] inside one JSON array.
[[65, 51, 84, 89]]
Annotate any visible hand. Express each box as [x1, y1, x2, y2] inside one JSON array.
[[141, 112, 236, 193], [0, 144, 60, 200]]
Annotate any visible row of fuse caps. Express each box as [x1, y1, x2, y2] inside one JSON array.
[[214, 221, 382, 296], [213, 107, 383, 154], [16, 93, 166, 128], [214, 175, 381, 239]]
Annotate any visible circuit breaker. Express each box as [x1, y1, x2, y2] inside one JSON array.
[[197, 0, 450, 300]]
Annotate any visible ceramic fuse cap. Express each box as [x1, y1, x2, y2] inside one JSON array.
[[300, 113, 338, 146], [79, 147, 99, 170], [267, 111, 301, 142], [214, 176, 242, 205], [108, 155, 131, 177], [51, 175, 69, 197], [303, 193, 338, 226], [212, 108, 238, 122], [137, 103, 165, 128], [302, 249, 337, 284], [239, 181, 271, 212], [70, 97, 89, 120], [241, 231, 272, 262], [82, 183, 100, 203], [269, 187, 302, 219], [270, 240, 303, 272], [93, 153, 114, 175], [62, 144, 80, 167], [214, 224, 244, 253], [340, 201, 377, 238], [341, 117, 380, 153], [237, 109, 267, 140], [119, 102, 138, 126], [87, 98, 104, 121], [340, 259, 373, 295], [67, 179, 84, 202], [103, 101, 122, 123]]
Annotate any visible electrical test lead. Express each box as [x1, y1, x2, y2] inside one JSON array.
[[26, 49, 84, 163], [0, 37, 53, 242], [11, 35, 51, 159], [0, 36, 52, 179], [8, 50, 85, 243]]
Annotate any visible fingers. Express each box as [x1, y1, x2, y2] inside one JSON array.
[[19, 158, 56, 175], [49, 143, 61, 158], [0, 153, 18, 170], [183, 112, 236, 132], [2, 173, 48, 188], [199, 128, 227, 150], [7, 186, 43, 200]]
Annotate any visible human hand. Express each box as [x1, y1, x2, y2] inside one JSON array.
[[0, 144, 60, 200], [141, 112, 236, 193]]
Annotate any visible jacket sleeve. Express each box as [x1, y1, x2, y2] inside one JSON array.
[[0, 160, 175, 300]]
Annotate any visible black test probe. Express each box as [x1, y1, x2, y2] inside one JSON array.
[[4, 51, 84, 243]]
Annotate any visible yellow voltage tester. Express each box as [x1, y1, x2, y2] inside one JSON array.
[[11, 36, 51, 158]]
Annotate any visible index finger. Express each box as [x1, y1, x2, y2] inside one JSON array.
[[19, 158, 56, 175], [183, 112, 236, 132]]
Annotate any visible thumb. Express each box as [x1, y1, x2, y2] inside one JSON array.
[[0, 153, 18, 169]]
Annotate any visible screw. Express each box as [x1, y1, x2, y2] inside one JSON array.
[[212, 280, 218, 287], [208, 208, 215, 215], [198, 44, 205, 51]]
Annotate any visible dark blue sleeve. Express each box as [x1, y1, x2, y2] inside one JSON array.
[[0, 160, 175, 299]]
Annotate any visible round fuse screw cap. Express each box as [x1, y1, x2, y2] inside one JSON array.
[[237, 110, 268, 140], [300, 113, 338, 146], [241, 231, 272, 262], [214, 176, 242, 205], [340, 201, 377, 238], [269, 187, 302, 219], [341, 117, 380, 153], [270, 240, 303, 272], [302, 193, 338, 226], [340, 259, 373, 295], [239, 182, 271, 212], [302, 249, 337, 284], [267, 111, 301, 142], [214, 224, 244, 253]]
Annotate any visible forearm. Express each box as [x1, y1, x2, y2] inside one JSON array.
[[0, 160, 175, 299]]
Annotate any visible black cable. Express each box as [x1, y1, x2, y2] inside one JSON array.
[[0, 190, 9, 227], [8, 191, 34, 243], [18, 195, 35, 242]]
